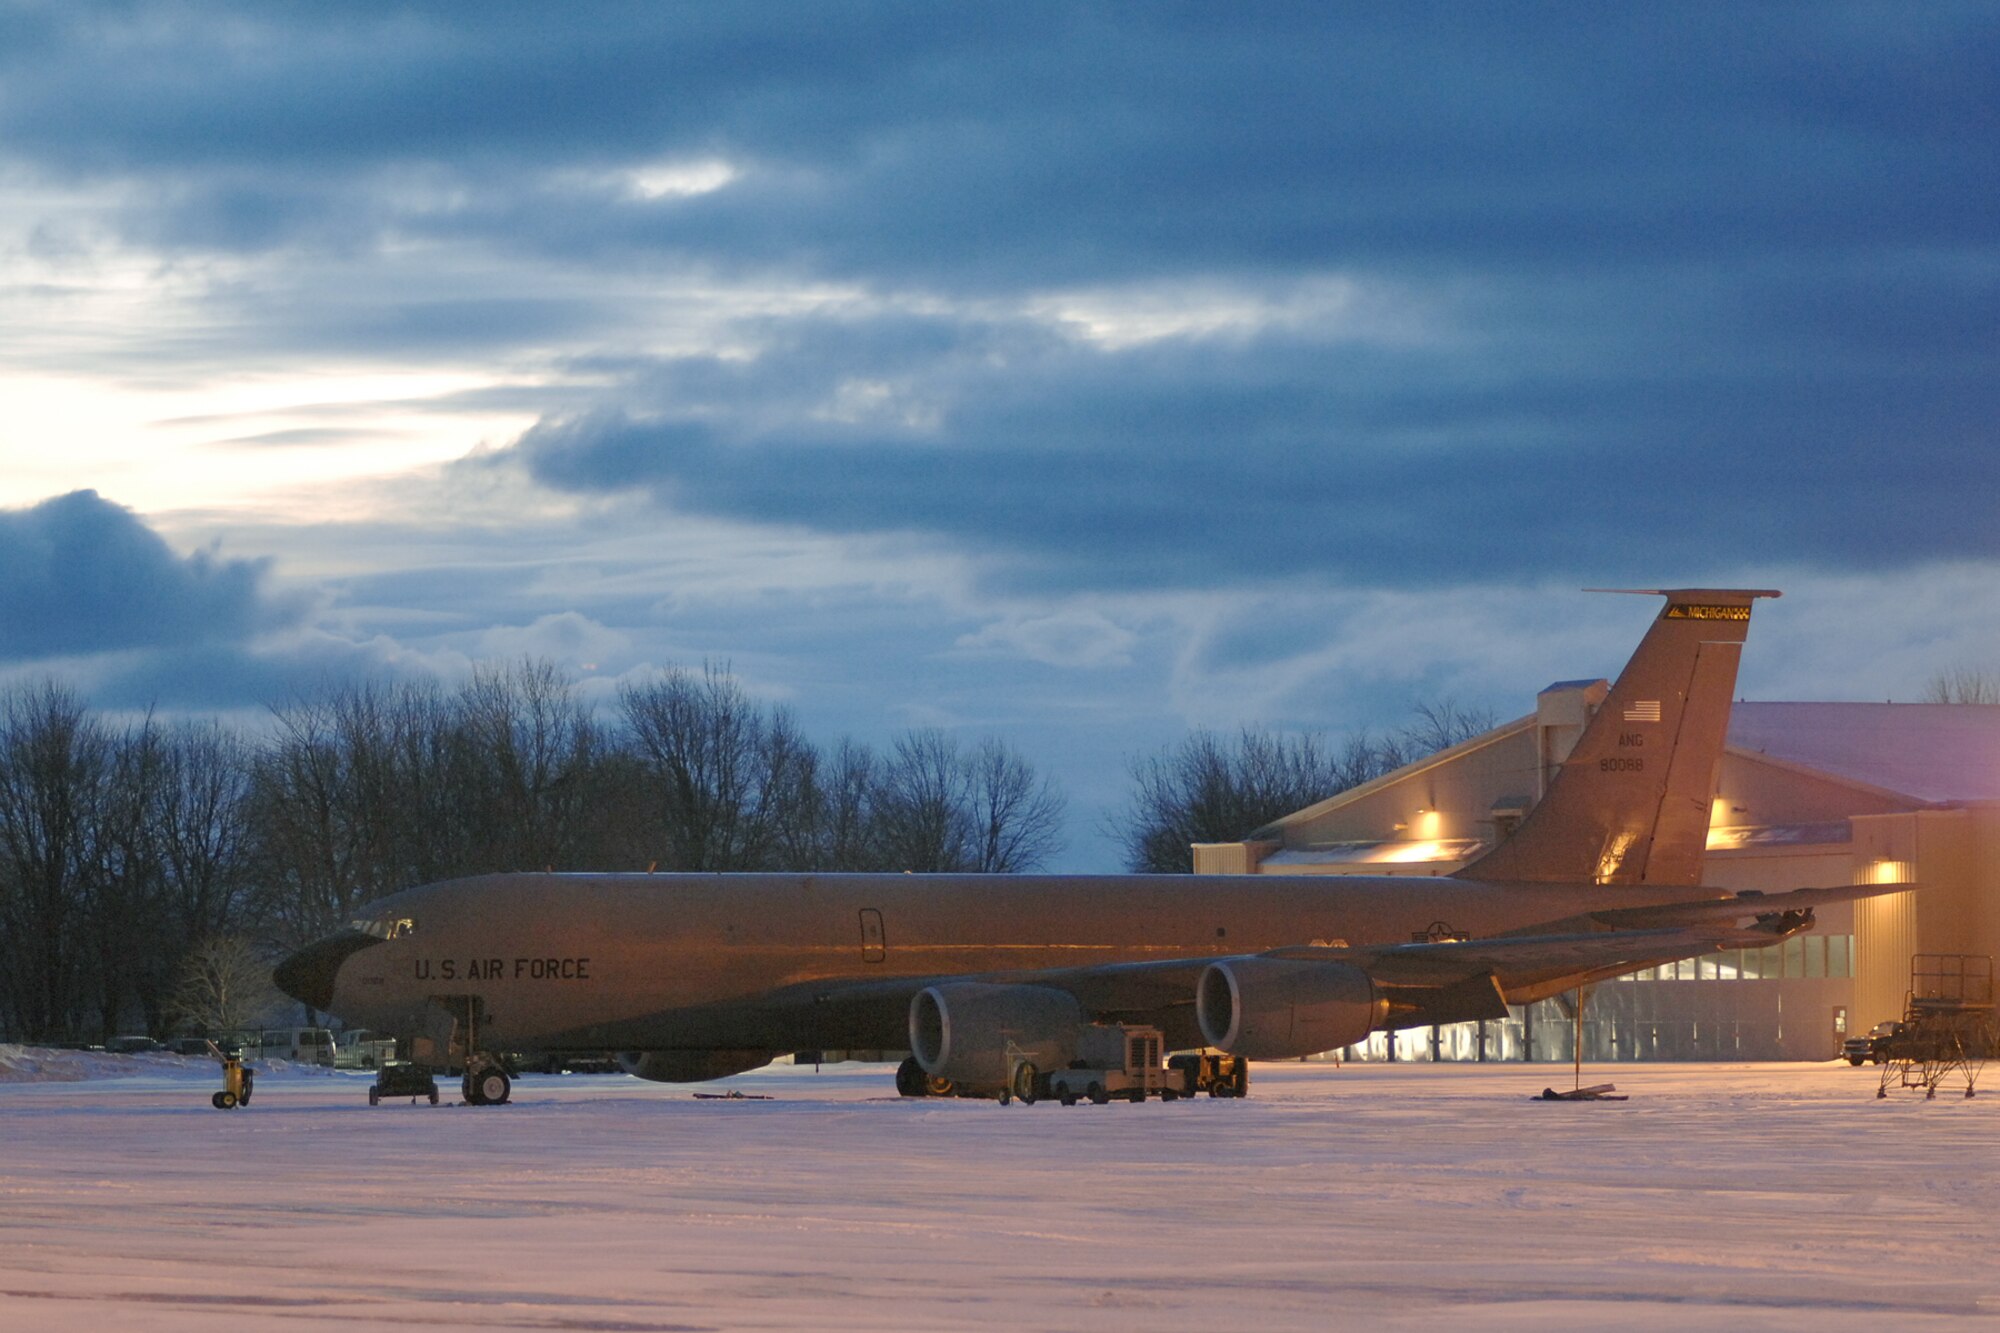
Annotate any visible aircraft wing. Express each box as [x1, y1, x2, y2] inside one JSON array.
[[580, 880, 1909, 1062], [914, 880, 1897, 1017], [781, 918, 1800, 1049]]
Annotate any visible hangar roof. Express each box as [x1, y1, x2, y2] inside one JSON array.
[[1727, 702, 2000, 804]]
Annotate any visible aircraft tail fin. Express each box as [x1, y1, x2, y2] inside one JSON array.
[[1453, 588, 1779, 887]]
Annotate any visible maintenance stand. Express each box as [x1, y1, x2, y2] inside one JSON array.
[[1877, 954, 1999, 1100]]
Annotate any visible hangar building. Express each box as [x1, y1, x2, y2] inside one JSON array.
[[1194, 684, 2000, 1062]]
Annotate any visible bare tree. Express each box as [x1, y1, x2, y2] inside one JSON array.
[[1923, 665, 2000, 705], [618, 664, 814, 871], [872, 729, 975, 871], [248, 681, 415, 952], [455, 660, 607, 873], [1116, 729, 1350, 874], [1395, 697, 1496, 757], [168, 934, 279, 1034], [791, 738, 880, 871], [152, 721, 254, 941], [0, 681, 114, 1040], [965, 738, 1066, 872], [1114, 698, 1497, 873], [871, 730, 1066, 872], [92, 714, 170, 1038]]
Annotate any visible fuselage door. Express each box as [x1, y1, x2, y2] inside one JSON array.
[[859, 908, 886, 964]]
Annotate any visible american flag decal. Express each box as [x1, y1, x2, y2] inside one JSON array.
[[1623, 700, 1662, 722]]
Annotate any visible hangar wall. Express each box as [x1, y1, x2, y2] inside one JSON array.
[[1195, 688, 2000, 1062]]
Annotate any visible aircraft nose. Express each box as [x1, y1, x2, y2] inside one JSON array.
[[272, 930, 384, 1012]]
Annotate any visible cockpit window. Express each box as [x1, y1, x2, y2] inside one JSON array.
[[348, 916, 417, 940]]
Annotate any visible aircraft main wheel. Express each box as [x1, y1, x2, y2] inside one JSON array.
[[473, 1068, 511, 1105], [1011, 1061, 1039, 1105], [461, 1073, 483, 1105]]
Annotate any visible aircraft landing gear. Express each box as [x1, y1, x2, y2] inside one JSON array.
[[893, 1056, 954, 1098], [461, 1057, 511, 1106]]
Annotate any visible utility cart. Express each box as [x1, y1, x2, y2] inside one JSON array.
[[369, 1060, 440, 1106]]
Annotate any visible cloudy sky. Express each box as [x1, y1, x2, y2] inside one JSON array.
[[2, 3, 1995, 868]]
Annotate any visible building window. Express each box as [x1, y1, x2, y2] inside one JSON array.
[[1803, 935, 1826, 979], [1781, 937, 1805, 979], [1617, 935, 1854, 984]]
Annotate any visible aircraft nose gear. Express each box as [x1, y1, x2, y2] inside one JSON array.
[[462, 1058, 512, 1106]]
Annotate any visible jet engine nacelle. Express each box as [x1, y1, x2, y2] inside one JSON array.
[[616, 1050, 774, 1083], [1196, 957, 1384, 1060], [909, 982, 1084, 1087]]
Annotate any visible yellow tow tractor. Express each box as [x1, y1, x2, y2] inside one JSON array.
[[206, 1039, 255, 1110]]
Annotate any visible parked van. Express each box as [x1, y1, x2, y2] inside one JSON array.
[[254, 1027, 337, 1066]]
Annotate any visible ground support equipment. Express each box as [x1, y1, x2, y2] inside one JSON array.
[[1003, 1027, 1249, 1107], [1877, 954, 1999, 1100], [207, 1039, 254, 1110], [369, 1060, 441, 1106]]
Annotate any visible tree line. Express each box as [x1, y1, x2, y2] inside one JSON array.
[[0, 662, 1064, 1043]]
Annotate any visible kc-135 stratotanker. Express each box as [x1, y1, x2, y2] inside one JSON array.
[[275, 588, 1910, 1106]]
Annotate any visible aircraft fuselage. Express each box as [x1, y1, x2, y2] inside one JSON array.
[[309, 870, 1712, 1056]]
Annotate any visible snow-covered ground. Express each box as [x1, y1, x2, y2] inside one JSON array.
[[0, 1053, 1992, 1330]]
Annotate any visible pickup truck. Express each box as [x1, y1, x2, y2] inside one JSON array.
[[1844, 1020, 1905, 1065]]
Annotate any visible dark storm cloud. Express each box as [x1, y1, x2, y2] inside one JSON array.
[[6, 4, 1994, 280], [0, 491, 305, 660], [512, 266, 2000, 591], [6, 3, 1995, 594]]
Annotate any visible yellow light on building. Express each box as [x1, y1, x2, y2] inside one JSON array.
[[1374, 839, 1452, 864]]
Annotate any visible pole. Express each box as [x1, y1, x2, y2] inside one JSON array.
[[1573, 987, 1584, 1092]]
